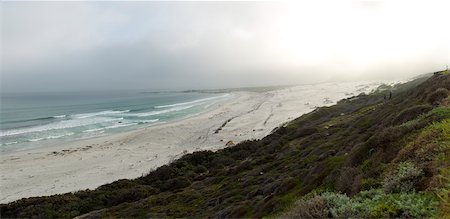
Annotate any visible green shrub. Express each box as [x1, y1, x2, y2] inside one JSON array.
[[360, 178, 381, 190], [398, 115, 427, 132], [425, 107, 450, 122], [356, 189, 439, 218], [320, 192, 360, 217], [283, 189, 438, 218], [282, 192, 361, 218], [281, 194, 328, 218], [436, 167, 450, 217], [382, 161, 423, 193]]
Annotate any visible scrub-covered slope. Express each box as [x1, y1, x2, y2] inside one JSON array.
[[1, 71, 449, 218]]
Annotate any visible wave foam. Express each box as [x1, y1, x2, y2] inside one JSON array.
[[2, 141, 18, 146], [138, 119, 159, 124], [83, 127, 105, 133], [27, 133, 75, 142], [1, 117, 123, 137], [103, 123, 138, 129]]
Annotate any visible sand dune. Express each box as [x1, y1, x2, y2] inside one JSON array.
[[0, 81, 382, 203]]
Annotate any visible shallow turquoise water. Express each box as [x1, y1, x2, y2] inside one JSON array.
[[0, 91, 229, 152]]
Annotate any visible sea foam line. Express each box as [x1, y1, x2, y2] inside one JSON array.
[[82, 119, 159, 133], [124, 105, 197, 117], [155, 94, 229, 108], [73, 110, 130, 119], [127, 95, 229, 117], [83, 122, 141, 133]]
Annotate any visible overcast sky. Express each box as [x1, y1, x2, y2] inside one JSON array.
[[1, 0, 449, 92]]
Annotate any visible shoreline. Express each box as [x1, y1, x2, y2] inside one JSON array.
[[0, 81, 382, 204], [0, 93, 235, 156]]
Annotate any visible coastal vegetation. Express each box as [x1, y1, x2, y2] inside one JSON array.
[[1, 71, 449, 218]]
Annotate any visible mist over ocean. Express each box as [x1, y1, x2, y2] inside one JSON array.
[[0, 91, 229, 152]]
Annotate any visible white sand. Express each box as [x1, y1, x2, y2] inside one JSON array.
[[0, 81, 382, 203]]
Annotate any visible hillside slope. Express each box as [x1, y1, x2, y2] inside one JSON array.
[[1, 71, 449, 218]]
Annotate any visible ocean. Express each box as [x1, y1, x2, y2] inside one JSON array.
[[0, 91, 230, 152]]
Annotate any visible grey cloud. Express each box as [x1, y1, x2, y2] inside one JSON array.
[[1, 1, 449, 92]]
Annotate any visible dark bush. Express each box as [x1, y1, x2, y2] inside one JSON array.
[[289, 127, 317, 140], [193, 165, 208, 174], [161, 176, 191, 191], [373, 126, 407, 149], [229, 160, 253, 174], [274, 177, 298, 195], [107, 186, 155, 206], [185, 171, 199, 180], [426, 88, 448, 104], [336, 167, 361, 195], [178, 150, 215, 166], [210, 155, 235, 168], [392, 104, 433, 125], [1, 194, 81, 218], [146, 165, 177, 182], [98, 179, 137, 191], [217, 202, 251, 218], [346, 142, 374, 167]]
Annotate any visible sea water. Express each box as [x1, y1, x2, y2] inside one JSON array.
[[0, 91, 229, 152]]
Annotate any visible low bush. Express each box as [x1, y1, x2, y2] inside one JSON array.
[[290, 127, 317, 140], [161, 176, 191, 191], [283, 189, 438, 218], [360, 178, 381, 190], [107, 186, 155, 206], [282, 192, 360, 218], [356, 189, 438, 218], [436, 168, 450, 217], [393, 104, 433, 125], [281, 193, 328, 218], [193, 165, 207, 174], [426, 88, 449, 104], [382, 161, 423, 193], [335, 167, 361, 195], [373, 126, 407, 149], [425, 107, 450, 122], [345, 142, 374, 166]]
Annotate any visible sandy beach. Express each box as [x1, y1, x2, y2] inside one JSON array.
[[0, 82, 382, 203]]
